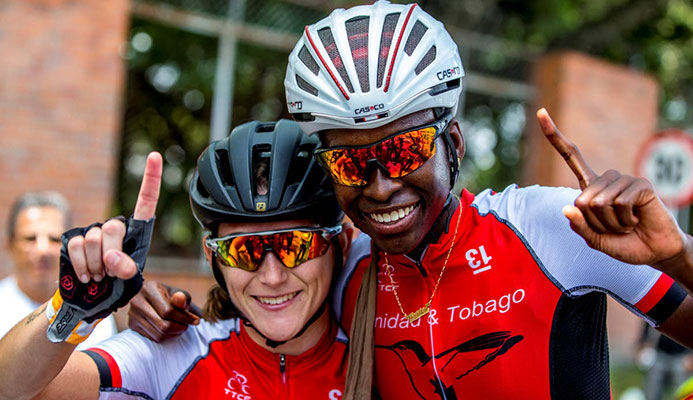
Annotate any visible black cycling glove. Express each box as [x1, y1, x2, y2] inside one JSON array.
[[46, 216, 154, 344]]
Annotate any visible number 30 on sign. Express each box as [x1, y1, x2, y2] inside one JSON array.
[[637, 129, 693, 208]]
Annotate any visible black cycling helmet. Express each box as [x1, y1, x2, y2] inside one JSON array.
[[190, 119, 344, 348], [190, 119, 343, 230]]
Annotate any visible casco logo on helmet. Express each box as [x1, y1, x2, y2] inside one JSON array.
[[436, 66, 461, 81], [354, 103, 384, 115], [285, 1, 464, 133], [287, 101, 303, 110]]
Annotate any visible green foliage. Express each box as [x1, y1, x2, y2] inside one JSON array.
[[119, 0, 693, 255], [116, 19, 218, 256], [116, 17, 295, 256], [425, 0, 693, 123]]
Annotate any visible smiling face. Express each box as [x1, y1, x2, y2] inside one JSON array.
[[211, 219, 337, 344], [320, 109, 464, 254], [9, 206, 66, 302]]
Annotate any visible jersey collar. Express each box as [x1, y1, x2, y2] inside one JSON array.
[[238, 316, 341, 373], [374, 190, 472, 275]]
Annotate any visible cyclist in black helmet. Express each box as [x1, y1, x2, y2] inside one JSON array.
[[0, 120, 364, 400]]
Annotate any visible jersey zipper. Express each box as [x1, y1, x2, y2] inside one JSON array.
[[410, 258, 428, 278], [279, 354, 286, 385]]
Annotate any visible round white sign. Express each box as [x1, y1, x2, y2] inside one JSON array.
[[637, 129, 693, 207]]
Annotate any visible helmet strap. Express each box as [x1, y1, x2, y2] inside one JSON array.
[[432, 107, 459, 189], [245, 300, 328, 348], [435, 107, 459, 189], [442, 130, 459, 189], [211, 254, 231, 295]]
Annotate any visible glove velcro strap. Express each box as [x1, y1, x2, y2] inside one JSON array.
[[46, 216, 154, 343], [46, 289, 103, 345]]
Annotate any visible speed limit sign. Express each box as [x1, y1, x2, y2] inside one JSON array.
[[636, 129, 693, 207]]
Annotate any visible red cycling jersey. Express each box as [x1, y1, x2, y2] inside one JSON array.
[[84, 317, 347, 400], [336, 185, 687, 400]]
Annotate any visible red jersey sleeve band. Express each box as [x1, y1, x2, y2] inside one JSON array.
[[83, 348, 122, 388], [634, 274, 687, 324]]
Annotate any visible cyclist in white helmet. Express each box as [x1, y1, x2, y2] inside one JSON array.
[[111, 2, 693, 399], [282, 1, 693, 399]]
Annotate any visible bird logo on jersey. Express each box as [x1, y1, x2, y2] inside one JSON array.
[[375, 331, 523, 399]]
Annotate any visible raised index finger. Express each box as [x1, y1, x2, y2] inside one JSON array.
[[133, 152, 163, 220], [536, 108, 598, 190]]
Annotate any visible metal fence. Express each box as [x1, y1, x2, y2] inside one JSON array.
[[116, 0, 551, 268]]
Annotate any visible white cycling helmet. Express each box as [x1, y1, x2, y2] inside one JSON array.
[[285, 0, 464, 135]]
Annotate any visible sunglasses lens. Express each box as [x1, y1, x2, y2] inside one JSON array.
[[215, 230, 332, 270], [274, 231, 331, 267], [376, 126, 437, 178], [318, 125, 439, 187], [317, 148, 369, 186], [216, 236, 263, 271]]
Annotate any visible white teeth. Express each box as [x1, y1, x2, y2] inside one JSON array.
[[257, 292, 298, 305], [369, 205, 415, 224]]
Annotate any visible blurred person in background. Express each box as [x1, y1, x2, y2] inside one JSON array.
[[674, 357, 693, 400], [0, 191, 117, 348], [637, 321, 692, 400]]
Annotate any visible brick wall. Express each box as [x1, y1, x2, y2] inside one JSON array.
[[0, 0, 130, 276], [523, 51, 660, 358], [523, 51, 659, 184]]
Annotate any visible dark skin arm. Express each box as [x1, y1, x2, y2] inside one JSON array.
[[128, 281, 201, 342], [538, 108, 693, 348], [129, 222, 360, 342], [658, 297, 693, 349]]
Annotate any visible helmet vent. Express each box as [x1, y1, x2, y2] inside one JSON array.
[[345, 16, 370, 93], [298, 45, 320, 76], [430, 78, 461, 95], [255, 122, 276, 133], [377, 12, 400, 89], [196, 177, 210, 198], [415, 45, 436, 75], [296, 74, 319, 97], [404, 20, 428, 56], [317, 27, 355, 93], [293, 112, 315, 122], [252, 145, 272, 196], [286, 143, 316, 186], [215, 149, 235, 187]]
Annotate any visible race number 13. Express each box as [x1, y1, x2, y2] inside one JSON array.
[[465, 245, 492, 275]]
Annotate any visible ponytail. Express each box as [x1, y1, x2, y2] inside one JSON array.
[[203, 284, 237, 322]]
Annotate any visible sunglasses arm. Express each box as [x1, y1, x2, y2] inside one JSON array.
[[321, 225, 343, 240], [204, 237, 219, 252]]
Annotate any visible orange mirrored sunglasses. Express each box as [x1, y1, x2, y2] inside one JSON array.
[[315, 116, 450, 187], [205, 226, 342, 271]]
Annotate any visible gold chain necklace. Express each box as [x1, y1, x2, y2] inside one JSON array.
[[384, 198, 462, 323]]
